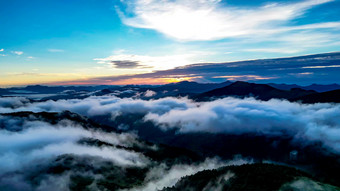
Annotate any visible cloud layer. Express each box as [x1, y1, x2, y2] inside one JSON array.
[[0, 119, 148, 174], [1, 95, 340, 154]]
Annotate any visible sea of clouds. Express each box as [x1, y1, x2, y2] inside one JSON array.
[[1, 95, 340, 153]]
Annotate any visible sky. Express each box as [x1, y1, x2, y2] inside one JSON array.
[[0, 0, 340, 86]]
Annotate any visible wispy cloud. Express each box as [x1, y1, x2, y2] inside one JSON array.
[[48, 49, 64, 53], [11, 51, 23, 55], [212, 75, 276, 81], [119, 0, 335, 41], [0, 49, 6, 56], [302, 65, 340, 69], [243, 48, 302, 54]]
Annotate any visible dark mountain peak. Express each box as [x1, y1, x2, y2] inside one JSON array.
[[228, 81, 277, 92], [197, 81, 316, 101], [292, 89, 340, 103], [177, 80, 196, 84], [220, 80, 233, 85], [230, 81, 252, 86], [290, 88, 316, 94], [164, 81, 199, 87], [26, 85, 46, 88]]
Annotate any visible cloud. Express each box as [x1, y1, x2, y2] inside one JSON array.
[[48, 52, 340, 85], [279, 178, 339, 191], [0, 112, 158, 190], [94, 53, 196, 71], [111, 60, 145, 69], [124, 157, 251, 191], [0, 120, 149, 174], [302, 65, 340, 69], [1, 96, 193, 117], [119, 0, 335, 41], [144, 97, 340, 153], [2, 95, 340, 154], [144, 90, 157, 97], [243, 48, 302, 54], [0, 97, 30, 109], [0, 49, 6, 56], [212, 75, 276, 81], [11, 51, 23, 55], [48, 49, 64, 52], [0, 99, 255, 191], [201, 171, 235, 191]]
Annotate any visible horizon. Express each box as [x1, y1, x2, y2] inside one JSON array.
[[1, 51, 340, 88], [2, 78, 340, 89]]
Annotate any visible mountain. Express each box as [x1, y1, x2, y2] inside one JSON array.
[[292, 89, 340, 103], [0, 88, 9, 95], [267, 83, 304, 91], [152, 81, 232, 94], [303, 84, 340, 92], [196, 81, 316, 101], [1, 85, 119, 95], [164, 163, 339, 191], [268, 83, 340, 92]]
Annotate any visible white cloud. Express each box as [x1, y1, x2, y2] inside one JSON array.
[[125, 157, 251, 191], [48, 49, 64, 52], [243, 48, 302, 54], [119, 0, 335, 41], [302, 65, 340, 69], [0, 49, 4, 52], [0, 119, 149, 174], [2, 96, 340, 154], [143, 97, 340, 153], [12, 51, 23, 55], [94, 53, 196, 70], [144, 90, 157, 97]]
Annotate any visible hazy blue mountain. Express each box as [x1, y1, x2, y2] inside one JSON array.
[[268, 83, 340, 92]]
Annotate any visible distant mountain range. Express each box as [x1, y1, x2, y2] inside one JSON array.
[[1, 80, 340, 103], [268, 83, 340, 92], [196, 81, 340, 103]]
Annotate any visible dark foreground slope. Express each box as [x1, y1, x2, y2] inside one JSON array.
[[164, 163, 340, 191]]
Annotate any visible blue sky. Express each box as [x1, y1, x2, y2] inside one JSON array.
[[0, 0, 340, 86]]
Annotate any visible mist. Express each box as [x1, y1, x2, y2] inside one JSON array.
[[2, 95, 340, 154]]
